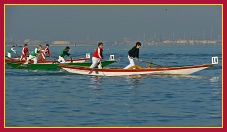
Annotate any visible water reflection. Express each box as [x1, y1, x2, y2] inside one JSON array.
[[126, 75, 143, 87], [209, 76, 219, 83], [89, 76, 103, 86], [88, 76, 103, 103], [209, 76, 221, 96]]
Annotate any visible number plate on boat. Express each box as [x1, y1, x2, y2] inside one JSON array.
[[212, 56, 218, 64]]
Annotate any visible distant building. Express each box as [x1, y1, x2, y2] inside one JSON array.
[[163, 40, 174, 44], [52, 40, 72, 45], [207, 40, 217, 44], [176, 39, 188, 44], [24, 39, 42, 45]]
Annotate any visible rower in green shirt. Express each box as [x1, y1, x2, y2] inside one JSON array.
[[7, 45, 17, 58], [58, 46, 71, 63], [25, 45, 42, 64]]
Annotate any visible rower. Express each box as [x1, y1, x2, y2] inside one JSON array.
[[58, 46, 71, 63], [40, 44, 51, 61], [7, 45, 17, 58], [124, 42, 142, 69], [90, 42, 104, 69], [20, 44, 30, 61], [24, 45, 42, 64]]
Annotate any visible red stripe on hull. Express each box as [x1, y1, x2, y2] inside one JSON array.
[[60, 64, 213, 73]]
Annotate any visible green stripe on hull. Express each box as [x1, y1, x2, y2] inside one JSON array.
[[6, 63, 60, 70], [6, 61, 116, 70]]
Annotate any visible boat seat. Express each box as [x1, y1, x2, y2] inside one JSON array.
[[128, 65, 142, 69]]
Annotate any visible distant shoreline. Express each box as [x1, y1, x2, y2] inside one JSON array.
[[5, 44, 95, 47], [6, 43, 222, 47]]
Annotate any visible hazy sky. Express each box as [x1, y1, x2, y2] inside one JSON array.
[[6, 5, 222, 41]]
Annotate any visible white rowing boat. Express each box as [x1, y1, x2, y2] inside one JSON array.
[[60, 64, 214, 77]]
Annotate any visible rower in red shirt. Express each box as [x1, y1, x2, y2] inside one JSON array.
[[20, 44, 30, 61], [90, 42, 104, 69], [40, 44, 51, 61]]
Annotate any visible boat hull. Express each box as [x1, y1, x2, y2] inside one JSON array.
[[5, 57, 89, 64], [6, 60, 116, 70], [60, 64, 213, 76]]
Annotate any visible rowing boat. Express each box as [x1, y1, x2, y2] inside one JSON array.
[[5, 57, 88, 63], [5, 54, 117, 70], [6, 60, 116, 70], [60, 64, 214, 76], [5, 53, 92, 63], [5, 57, 21, 62]]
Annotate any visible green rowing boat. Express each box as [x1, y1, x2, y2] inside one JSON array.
[[6, 60, 116, 70]]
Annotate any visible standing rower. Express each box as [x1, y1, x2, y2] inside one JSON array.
[[124, 42, 142, 69], [20, 44, 30, 61], [90, 42, 104, 69], [40, 44, 51, 61]]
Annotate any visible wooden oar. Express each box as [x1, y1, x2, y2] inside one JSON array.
[[51, 58, 60, 64], [16, 53, 21, 61], [134, 58, 165, 67], [15, 58, 34, 68], [15, 51, 20, 58], [50, 55, 71, 64], [69, 56, 73, 63], [15, 63, 25, 69], [49, 56, 60, 63], [50, 56, 58, 59], [24, 56, 36, 64]]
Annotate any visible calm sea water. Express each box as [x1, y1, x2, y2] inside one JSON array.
[[5, 44, 222, 127]]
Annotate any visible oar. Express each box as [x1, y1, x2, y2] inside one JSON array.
[[15, 53, 21, 61], [134, 58, 165, 67], [15, 52, 19, 57], [76, 53, 89, 58], [50, 56, 58, 60], [69, 56, 73, 63], [15, 63, 25, 69], [88, 60, 102, 74], [51, 56, 60, 64]]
